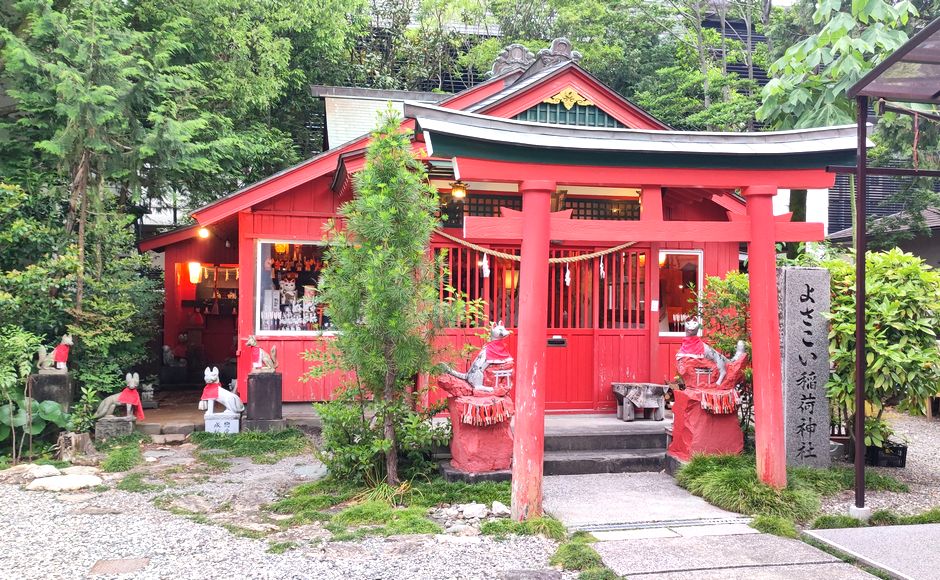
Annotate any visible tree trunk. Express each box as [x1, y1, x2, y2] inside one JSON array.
[[383, 368, 399, 485], [75, 169, 90, 314], [786, 189, 807, 259]]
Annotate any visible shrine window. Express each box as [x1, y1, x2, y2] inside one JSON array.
[[255, 241, 333, 335], [658, 250, 702, 336]]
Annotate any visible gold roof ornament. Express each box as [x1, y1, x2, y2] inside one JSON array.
[[543, 87, 594, 110]]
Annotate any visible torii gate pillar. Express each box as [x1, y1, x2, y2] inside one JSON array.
[[511, 180, 554, 521], [744, 185, 787, 489]]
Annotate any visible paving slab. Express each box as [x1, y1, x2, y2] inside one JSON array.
[[543, 472, 738, 528], [594, 533, 842, 577], [807, 523, 940, 580], [631, 562, 876, 579]]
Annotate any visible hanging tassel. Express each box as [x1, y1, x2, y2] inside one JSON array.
[[914, 112, 920, 169], [564, 263, 571, 287], [599, 260, 605, 280], [481, 254, 490, 278]]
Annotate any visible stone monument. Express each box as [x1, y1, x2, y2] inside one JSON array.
[[778, 267, 831, 468], [199, 366, 243, 434], [31, 334, 74, 411], [437, 322, 515, 477], [244, 336, 286, 431], [94, 372, 145, 441]]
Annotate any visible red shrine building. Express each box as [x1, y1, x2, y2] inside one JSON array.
[[141, 40, 853, 440]]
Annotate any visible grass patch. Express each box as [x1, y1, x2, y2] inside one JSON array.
[[811, 514, 865, 529], [677, 454, 908, 523], [92, 484, 110, 492], [191, 428, 308, 464], [550, 541, 604, 571], [578, 568, 619, 580], [480, 516, 566, 541], [195, 450, 231, 471], [267, 478, 359, 525], [222, 523, 268, 539], [116, 473, 166, 493], [750, 515, 798, 538], [101, 445, 143, 473], [329, 501, 441, 537], [267, 541, 296, 554], [677, 455, 819, 521], [96, 432, 147, 452], [403, 479, 511, 508]]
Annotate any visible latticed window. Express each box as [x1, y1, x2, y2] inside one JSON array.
[[564, 198, 639, 220], [514, 103, 625, 128]]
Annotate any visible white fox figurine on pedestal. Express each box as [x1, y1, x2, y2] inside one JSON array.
[[198, 367, 243, 434]]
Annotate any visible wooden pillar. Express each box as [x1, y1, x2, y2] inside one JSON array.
[[743, 185, 787, 489], [642, 187, 664, 382], [640, 185, 664, 221], [511, 179, 554, 521]]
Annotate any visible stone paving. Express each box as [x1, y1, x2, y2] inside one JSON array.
[[543, 471, 877, 579], [807, 523, 940, 580]]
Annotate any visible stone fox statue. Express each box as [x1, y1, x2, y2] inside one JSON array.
[[94, 373, 143, 420], [681, 319, 746, 387], [445, 321, 513, 391], [198, 366, 244, 414]]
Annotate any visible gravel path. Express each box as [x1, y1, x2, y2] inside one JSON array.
[[820, 410, 940, 515], [1, 441, 565, 580]]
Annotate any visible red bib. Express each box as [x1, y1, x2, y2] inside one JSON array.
[[117, 388, 145, 420], [483, 339, 512, 361], [201, 382, 221, 400]]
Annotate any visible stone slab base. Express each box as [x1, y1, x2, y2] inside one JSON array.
[[30, 373, 73, 411], [95, 417, 134, 441], [440, 461, 511, 483], [204, 413, 239, 434], [243, 418, 287, 432], [665, 452, 688, 477]]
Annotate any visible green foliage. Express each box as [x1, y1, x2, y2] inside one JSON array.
[[268, 478, 360, 519], [404, 479, 510, 508], [190, 428, 309, 464], [480, 516, 567, 541], [759, 0, 918, 128], [697, 272, 753, 432], [868, 509, 900, 526], [0, 325, 69, 461], [812, 514, 865, 529], [550, 541, 604, 571], [750, 514, 799, 538], [823, 250, 940, 446], [578, 568, 620, 580], [101, 445, 144, 473], [789, 465, 908, 494], [330, 501, 441, 537]]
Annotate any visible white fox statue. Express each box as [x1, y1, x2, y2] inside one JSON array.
[[198, 366, 244, 415]]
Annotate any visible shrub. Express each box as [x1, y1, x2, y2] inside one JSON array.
[[101, 444, 143, 473], [750, 515, 798, 538], [578, 568, 619, 580], [824, 250, 940, 447], [812, 514, 865, 529]]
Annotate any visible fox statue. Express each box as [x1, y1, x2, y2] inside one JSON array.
[[444, 321, 512, 391], [198, 366, 245, 415]]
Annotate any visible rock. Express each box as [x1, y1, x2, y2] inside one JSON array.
[[25, 474, 103, 492], [143, 450, 175, 459], [56, 493, 96, 504], [61, 466, 100, 476], [446, 523, 470, 534], [151, 434, 188, 445], [0, 464, 35, 484], [455, 525, 480, 537], [442, 506, 460, 518], [435, 534, 483, 544], [291, 463, 327, 479], [492, 501, 511, 517], [27, 465, 62, 480], [460, 502, 488, 519], [167, 495, 215, 514]]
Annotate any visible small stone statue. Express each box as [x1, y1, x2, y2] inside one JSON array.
[[443, 321, 513, 394], [676, 319, 748, 413], [246, 335, 278, 373], [198, 366, 244, 415], [93, 373, 145, 421], [37, 334, 73, 374], [162, 345, 186, 367]]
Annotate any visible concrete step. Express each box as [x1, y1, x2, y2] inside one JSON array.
[[544, 430, 667, 452], [543, 448, 665, 475]]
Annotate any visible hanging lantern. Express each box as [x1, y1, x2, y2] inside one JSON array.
[[504, 270, 518, 290], [274, 242, 289, 254], [481, 254, 490, 278], [449, 180, 468, 200], [187, 262, 202, 284], [638, 253, 646, 267], [197, 227, 210, 239]]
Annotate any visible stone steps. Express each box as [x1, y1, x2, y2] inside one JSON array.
[[544, 430, 667, 452], [543, 448, 665, 475]]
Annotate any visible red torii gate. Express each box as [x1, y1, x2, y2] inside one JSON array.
[[407, 101, 854, 520]]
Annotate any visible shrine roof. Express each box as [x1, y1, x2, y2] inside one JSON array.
[[828, 207, 940, 241], [408, 102, 863, 169]]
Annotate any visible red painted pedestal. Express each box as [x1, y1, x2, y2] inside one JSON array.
[[448, 398, 514, 473], [667, 388, 744, 462]]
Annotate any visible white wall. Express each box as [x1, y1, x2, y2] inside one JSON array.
[[325, 97, 405, 148], [773, 188, 829, 232]]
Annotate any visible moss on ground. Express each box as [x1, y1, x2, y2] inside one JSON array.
[[116, 473, 166, 493], [191, 428, 308, 464], [479, 516, 567, 541], [267, 541, 297, 554]]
